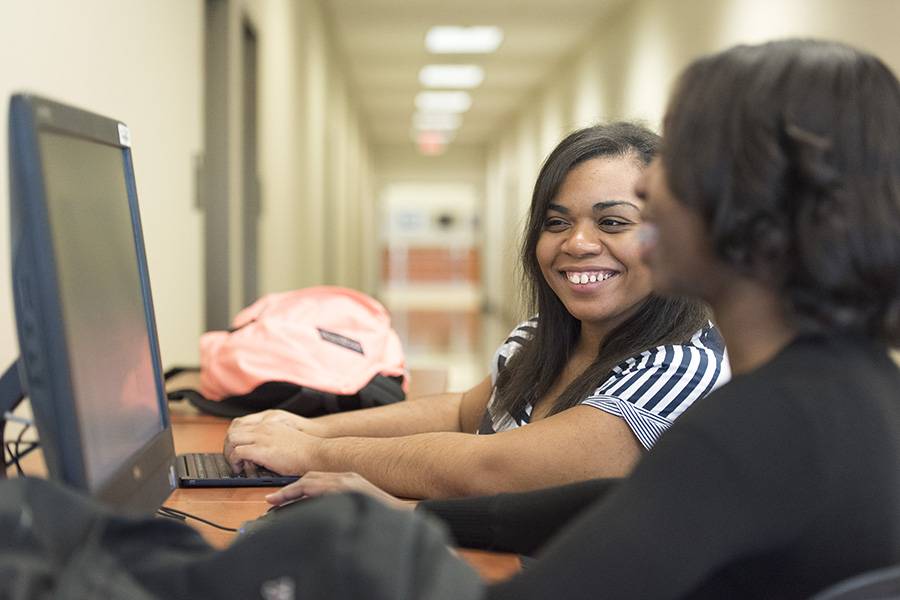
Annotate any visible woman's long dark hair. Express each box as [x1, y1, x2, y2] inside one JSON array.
[[492, 123, 711, 422]]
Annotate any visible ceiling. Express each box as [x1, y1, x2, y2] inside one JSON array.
[[324, 0, 629, 148]]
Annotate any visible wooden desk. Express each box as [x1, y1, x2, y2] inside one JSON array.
[[165, 407, 520, 583], [161, 365, 451, 545], [8, 368, 519, 582], [161, 365, 452, 546]]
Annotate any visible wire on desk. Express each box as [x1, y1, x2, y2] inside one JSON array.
[[156, 506, 186, 521], [4, 423, 39, 475], [4, 441, 40, 473], [15, 423, 29, 468], [158, 505, 239, 532]]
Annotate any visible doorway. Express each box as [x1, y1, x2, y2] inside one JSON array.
[[202, 0, 260, 330]]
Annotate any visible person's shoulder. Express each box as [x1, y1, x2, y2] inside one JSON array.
[[673, 336, 836, 429], [661, 337, 899, 466], [755, 334, 900, 403], [500, 316, 538, 347], [613, 322, 726, 375], [510, 315, 538, 335], [684, 322, 726, 356], [767, 333, 888, 372], [491, 316, 538, 377]]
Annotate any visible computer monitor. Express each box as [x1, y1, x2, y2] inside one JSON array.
[[4, 94, 176, 513]]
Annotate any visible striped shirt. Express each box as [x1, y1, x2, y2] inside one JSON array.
[[478, 318, 730, 450]]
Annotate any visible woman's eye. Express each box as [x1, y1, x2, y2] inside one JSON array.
[[543, 217, 568, 230], [598, 218, 630, 229]]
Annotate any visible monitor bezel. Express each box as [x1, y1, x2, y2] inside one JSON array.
[[8, 94, 176, 513]]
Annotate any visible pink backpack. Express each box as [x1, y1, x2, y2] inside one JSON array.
[[174, 287, 408, 418]]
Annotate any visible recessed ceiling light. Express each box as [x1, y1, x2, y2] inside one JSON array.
[[425, 26, 503, 54], [415, 91, 472, 113], [419, 64, 484, 88]]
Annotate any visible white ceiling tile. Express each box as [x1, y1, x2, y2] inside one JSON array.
[[324, 0, 631, 145]]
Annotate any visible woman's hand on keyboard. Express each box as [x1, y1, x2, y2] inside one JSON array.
[[266, 471, 414, 512], [224, 421, 320, 475], [229, 409, 329, 437]]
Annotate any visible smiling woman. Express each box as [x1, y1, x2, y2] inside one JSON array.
[[224, 123, 728, 502], [485, 124, 726, 446]]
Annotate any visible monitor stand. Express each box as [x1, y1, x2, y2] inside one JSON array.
[[0, 359, 26, 479]]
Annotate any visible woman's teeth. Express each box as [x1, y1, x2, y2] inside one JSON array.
[[566, 271, 616, 284]]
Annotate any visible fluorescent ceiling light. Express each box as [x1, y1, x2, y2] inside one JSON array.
[[415, 91, 472, 113], [425, 26, 503, 54], [419, 64, 484, 88], [413, 112, 462, 131]]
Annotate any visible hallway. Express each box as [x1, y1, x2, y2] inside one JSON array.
[[2, 0, 900, 375]]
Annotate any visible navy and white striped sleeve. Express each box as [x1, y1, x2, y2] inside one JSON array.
[[581, 325, 729, 450], [489, 318, 538, 386]]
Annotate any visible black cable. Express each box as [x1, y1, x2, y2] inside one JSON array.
[[3, 424, 37, 475], [4, 442, 21, 474], [158, 505, 239, 532], [156, 506, 185, 518], [4, 441, 23, 474], [156, 507, 187, 522], [2, 431, 10, 468], [5, 440, 39, 471], [2, 417, 13, 470], [14, 423, 29, 474], [16, 441, 39, 462]]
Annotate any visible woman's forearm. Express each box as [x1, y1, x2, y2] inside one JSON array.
[[312, 392, 463, 438]]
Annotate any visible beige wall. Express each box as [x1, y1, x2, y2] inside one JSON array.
[[483, 0, 900, 328], [256, 0, 375, 297], [0, 0, 204, 368], [0, 0, 375, 371]]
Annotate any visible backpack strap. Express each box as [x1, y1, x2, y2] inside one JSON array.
[[167, 372, 405, 418], [357, 374, 405, 408], [276, 387, 340, 416]]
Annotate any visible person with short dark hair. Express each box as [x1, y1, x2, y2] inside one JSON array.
[[224, 123, 726, 501], [419, 39, 900, 599]]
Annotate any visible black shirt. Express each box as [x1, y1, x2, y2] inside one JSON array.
[[421, 335, 900, 599]]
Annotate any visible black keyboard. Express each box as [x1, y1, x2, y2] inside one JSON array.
[[176, 453, 299, 487]]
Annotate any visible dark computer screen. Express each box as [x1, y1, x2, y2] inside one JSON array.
[[39, 131, 164, 490], [8, 94, 176, 513]]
